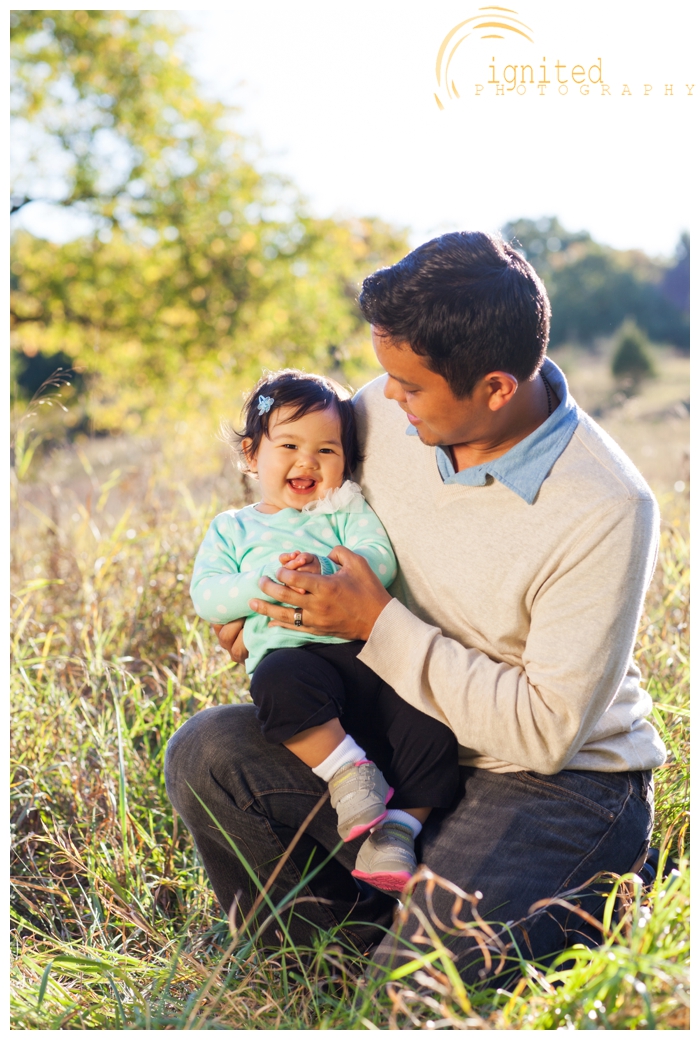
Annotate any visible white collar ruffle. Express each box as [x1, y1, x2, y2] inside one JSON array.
[[302, 480, 365, 515]]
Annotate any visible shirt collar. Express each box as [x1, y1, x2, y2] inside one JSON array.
[[405, 358, 579, 505]]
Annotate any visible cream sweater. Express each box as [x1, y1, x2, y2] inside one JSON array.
[[354, 375, 667, 774]]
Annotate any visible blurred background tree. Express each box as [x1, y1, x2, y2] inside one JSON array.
[[10, 10, 409, 433], [10, 11, 690, 441], [611, 320, 657, 395], [503, 217, 690, 351]]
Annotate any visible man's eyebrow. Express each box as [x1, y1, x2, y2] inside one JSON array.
[[388, 373, 422, 389]]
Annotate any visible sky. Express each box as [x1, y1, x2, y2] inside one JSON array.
[[12, 1, 696, 258], [171, 0, 697, 259]]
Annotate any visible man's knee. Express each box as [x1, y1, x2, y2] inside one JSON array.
[[164, 702, 258, 816]]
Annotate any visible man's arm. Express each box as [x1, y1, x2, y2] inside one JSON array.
[[357, 497, 659, 773], [251, 497, 659, 774]]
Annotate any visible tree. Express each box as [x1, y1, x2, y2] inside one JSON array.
[[502, 218, 690, 350], [10, 11, 409, 429], [500, 215, 591, 279], [661, 233, 690, 315], [611, 321, 656, 393]]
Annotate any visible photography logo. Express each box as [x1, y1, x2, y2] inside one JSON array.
[[433, 4, 695, 103], [434, 5, 533, 108]]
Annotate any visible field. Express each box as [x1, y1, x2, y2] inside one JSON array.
[[10, 348, 689, 1029]]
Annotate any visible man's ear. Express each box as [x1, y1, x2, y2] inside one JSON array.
[[483, 371, 519, 412]]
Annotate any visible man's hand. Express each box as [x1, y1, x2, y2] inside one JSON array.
[[213, 619, 248, 664], [249, 546, 392, 641]]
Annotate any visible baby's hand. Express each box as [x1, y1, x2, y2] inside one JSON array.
[[279, 550, 322, 573], [278, 551, 321, 594]]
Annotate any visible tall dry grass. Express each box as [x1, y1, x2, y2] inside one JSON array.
[[10, 387, 689, 1028]]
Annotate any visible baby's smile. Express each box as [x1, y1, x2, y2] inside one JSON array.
[[248, 404, 347, 513], [288, 477, 318, 494]]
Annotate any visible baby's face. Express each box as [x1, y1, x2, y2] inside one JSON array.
[[249, 405, 346, 512]]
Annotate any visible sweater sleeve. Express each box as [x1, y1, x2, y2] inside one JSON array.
[[190, 514, 284, 624], [358, 496, 659, 774], [330, 502, 398, 588]]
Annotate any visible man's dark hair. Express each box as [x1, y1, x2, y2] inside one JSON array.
[[228, 368, 361, 479], [358, 231, 551, 398]]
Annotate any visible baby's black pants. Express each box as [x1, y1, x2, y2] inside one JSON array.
[[249, 640, 459, 810]]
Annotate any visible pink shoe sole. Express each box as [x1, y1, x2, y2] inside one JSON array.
[[343, 786, 395, 843], [351, 869, 413, 892]]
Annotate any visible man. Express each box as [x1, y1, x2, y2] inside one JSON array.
[[165, 232, 665, 981]]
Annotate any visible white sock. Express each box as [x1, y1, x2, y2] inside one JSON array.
[[311, 734, 367, 782], [381, 809, 423, 838]]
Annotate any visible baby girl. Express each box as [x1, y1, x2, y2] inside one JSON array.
[[191, 369, 458, 891]]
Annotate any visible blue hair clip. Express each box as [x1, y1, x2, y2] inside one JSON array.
[[257, 394, 274, 415]]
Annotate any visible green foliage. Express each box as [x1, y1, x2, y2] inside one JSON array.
[[10, 11, 409, 429], [502, 215, 590, 274], [636, 513, 689, 848], [612, 321, 657, 388], [489, 866, 689, 1029], [11, 10, 215, 220], [503, 217, 690, 349], [9, 432, 690, 1028]]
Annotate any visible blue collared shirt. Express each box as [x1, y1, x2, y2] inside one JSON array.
[[406, 358, 579, 505]]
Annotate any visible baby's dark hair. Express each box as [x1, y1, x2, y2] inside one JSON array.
[[230, 369, 361, 480]]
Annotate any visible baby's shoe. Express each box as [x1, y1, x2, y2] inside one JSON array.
[[328, 760, 394, 842], [351, 821, 417, 892]]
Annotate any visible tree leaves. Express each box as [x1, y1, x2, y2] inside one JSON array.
[[502, 217, 689, 349], [10, 11, 410, 426]]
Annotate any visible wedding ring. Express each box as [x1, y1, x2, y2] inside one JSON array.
[[293, 608, 303, 627]]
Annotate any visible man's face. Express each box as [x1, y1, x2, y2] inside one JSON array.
[[372, 327, 484, 447]]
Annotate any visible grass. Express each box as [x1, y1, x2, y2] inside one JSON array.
[[10, 358, 689, 1029], [555, 343, 689, 497]]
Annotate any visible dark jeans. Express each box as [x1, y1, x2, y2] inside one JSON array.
[[250, 641, 459, 809], [165, 704, 653, 983]]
